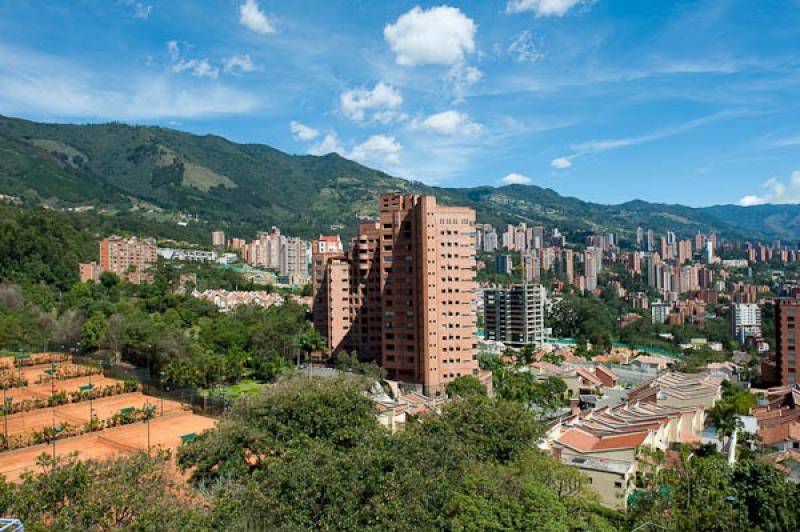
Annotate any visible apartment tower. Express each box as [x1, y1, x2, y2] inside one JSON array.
[[312, 194, 480, 395], [484, 284, 547, 348], [77, 235, 157, 284], [768, 298, 800, 386]]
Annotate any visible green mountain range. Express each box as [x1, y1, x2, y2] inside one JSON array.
[[0, 114, 795, 243]]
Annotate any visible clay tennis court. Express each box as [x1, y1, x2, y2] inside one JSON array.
[[0, 412, 217, 482], [1, 392, 186, 438], [0, 353, 69, 371], [1, 363, 102, 385], [3, 375, 123, 404]]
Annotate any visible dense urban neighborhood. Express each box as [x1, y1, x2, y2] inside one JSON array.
[[2, 0, 800, 530]]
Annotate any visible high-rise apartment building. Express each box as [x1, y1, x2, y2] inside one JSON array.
[[281, 237, 311, 284], [211, 231, 226, 248], [240, 227, 310, 283], [522, 252, 540, 282], [705, 241, 715, 264], [80, 235, 157, 284], [484, 284, 547, 348], [678, 240, 693, 264], [560, 249, 574, 285], [533, 226, 545, 249], [312, 194, 481, 395], [311, 235, 350, 358], [730, 303, 762, 344], [496, 255, 513, 276], [646, 229, 655, 252], [483, 229, 498, 252], [770, 298, 800, 386], [651, 301, 671, 324]]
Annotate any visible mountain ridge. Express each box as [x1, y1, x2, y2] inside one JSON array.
[[0, 114, 795, 242]]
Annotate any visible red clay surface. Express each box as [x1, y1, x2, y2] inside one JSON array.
[[1, 392, 186, 438], [0, 412, 217, 482], [0, 354, 69, 370], [3, 375, 122, 404], [1, 364, 101, 385]]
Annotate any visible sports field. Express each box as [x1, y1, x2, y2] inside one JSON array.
[[0, 412, 216, 482], [3, 375, 122, 404], [1, 392, 186, 438], [0, 354, 219, 483], [2, 363, 99, 384]]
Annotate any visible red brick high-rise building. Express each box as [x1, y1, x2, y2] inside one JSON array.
[[80, 235, 157, 284], [312, 194, 482, 395], [765, 297, 800, 386]]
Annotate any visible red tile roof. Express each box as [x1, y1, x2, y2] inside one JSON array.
[[556, 427, 649, 452], [596, 365, 618, 380], [573, 366, 603, 386]]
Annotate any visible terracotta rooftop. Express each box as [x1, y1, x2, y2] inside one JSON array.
[[627, 371, 722, 404], [557, 427, 649, 452], [595, 365, 618, 380], [573, 366, 603, 387]]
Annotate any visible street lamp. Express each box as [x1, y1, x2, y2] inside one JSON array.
[[50, 424, 62, 462], [159, 371, 165, 416], [3, 392, 12, 450], [80, 383, 94, 423], [144, 402, 155, 452], [45, 362, 57, 429]]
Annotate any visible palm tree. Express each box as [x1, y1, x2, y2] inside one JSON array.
[[293, 328, 328, 365], [707, 401, 741, 451]]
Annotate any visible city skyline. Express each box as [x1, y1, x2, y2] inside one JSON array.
[[0, 0, 799, 207]]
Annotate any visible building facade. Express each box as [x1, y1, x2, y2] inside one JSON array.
[[80, 235, 157, 284], [769, 298, 800, 386], [483, 284, 547, 348], [311, 194, 481, 395], [730, 303, 762, 344], [211, 230, 225, 247]]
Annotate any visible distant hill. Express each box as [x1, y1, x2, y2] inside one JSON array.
[[0, 114, 790, 242]]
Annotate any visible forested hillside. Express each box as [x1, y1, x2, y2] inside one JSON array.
[[0, 114, 788, 242]]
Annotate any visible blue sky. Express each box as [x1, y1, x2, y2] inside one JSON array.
[[1, 0, 799, 207]]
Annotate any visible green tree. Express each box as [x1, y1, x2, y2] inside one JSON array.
[[0, 451, 206, 530], [79, 311, 107, 352], [445, 375, 487, 398]]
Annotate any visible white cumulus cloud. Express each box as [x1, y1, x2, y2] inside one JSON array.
[[384, 6, 476, 66], [172, 58, 219, 79], [506, 0, 587, 17], [240, 0, 275, 34], [308, 133, 344, 156], [166, 41, 219, 79], [417, 110, 481, 135], [349, 135, 402, 166], [551, 157, 572, 169], [739, 171, 800, 206], [501, 173, 532, 185], [289, 121, 319, 141], [223, 54, 255, 74], [340, 81, 404, 123]]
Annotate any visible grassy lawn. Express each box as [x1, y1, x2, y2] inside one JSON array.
[[202, 379, 266, 399]]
